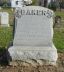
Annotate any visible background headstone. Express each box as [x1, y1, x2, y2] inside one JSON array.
[[1, 12, 9, 27]]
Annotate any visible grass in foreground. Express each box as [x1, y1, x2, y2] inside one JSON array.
[[53, 28, 64, 50], [0, 27, 13, 48], [55, 10, 64, 19]]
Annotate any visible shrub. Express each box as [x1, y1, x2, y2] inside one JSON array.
[[48, 2, 57, 11], [2, 3, 8, 8], [32, 0, 37, 5]]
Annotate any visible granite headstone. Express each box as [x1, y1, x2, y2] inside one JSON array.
[[8, 6, 58, 64]]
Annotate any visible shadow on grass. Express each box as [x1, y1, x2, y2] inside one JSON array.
[[57, 49, 64, 53], [0, 47, 12, 66]]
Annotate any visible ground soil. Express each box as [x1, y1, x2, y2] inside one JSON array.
[[0, 53, 64, 72]]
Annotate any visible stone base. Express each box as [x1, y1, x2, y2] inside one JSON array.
[[8, 45, 58, 65]]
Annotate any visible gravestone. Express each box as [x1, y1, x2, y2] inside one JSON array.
[[8, 6, 58, 64], [1, 12, 9, 27]]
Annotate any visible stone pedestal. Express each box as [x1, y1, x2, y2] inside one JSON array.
[[8, 45, 57, 64]]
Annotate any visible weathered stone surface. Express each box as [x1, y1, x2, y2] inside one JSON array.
[[8, 6, 58, 65]]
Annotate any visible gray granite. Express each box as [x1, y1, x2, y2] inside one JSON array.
[[8, 6, 58, 65]]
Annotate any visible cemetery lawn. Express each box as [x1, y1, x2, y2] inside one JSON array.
[[54, 10, 64, 51], [53, 28, 64, 51], [55, 10, 64, 18], [0, 27, 13, 48]]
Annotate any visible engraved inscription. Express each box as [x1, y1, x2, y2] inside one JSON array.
[[15, 9, 53, 18]]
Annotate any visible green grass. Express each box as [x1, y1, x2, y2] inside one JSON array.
[[0, 27, 13, 48], [53, 28, 64, 50], [32, 0, 37, 5], [55, 10, 64, 18], [0, 8, 13, 48], [54, 10, 64, 50]]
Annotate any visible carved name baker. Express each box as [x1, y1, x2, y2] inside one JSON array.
[[15, 8, 53, 18]]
